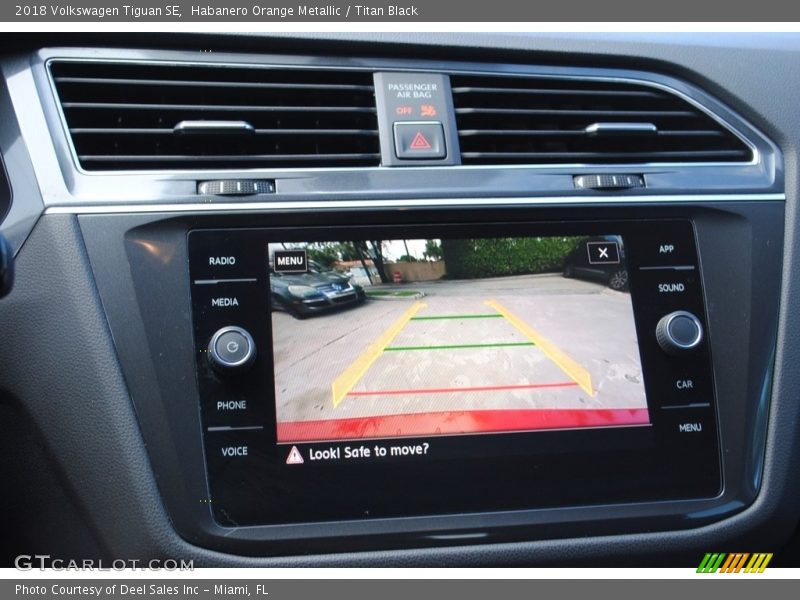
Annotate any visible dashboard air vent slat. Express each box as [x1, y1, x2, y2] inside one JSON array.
[[78, 153, 380, 164], [50, 61, 380, 171], [451, 75, 753, 165], [59, 102, 376, 113], [54, 76, 375, 93]]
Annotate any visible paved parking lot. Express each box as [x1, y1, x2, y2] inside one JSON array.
[[272, 273, 648, 441]]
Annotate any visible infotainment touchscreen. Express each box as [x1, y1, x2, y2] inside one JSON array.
[[189, 220, 720, 529], [270, 235, 649, 445]]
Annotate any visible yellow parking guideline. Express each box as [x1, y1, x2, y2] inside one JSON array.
[[331, 301, 427, 407], [484, 299, 594, 397]]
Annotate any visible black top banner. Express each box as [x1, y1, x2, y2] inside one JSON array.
[[3, 0, 800, 22]]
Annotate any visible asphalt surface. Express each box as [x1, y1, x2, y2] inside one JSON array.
[[272, 273, 647, 425]]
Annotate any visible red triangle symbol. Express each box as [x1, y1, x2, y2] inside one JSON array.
[[409, 131, 432, 150], [286, 446, 304, 465]]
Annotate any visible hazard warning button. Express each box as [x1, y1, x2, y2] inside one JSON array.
[[393, 121, 446, 160]]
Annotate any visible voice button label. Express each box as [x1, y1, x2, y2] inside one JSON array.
[[221, 445, 248, 457]]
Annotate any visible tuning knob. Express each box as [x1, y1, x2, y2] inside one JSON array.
[[656, 311, 704, 356]]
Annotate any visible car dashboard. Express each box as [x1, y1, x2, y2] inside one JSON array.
[[0, 32, 799, 567]]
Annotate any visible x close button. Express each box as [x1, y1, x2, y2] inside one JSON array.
[[394, 121, 446, 159], [587, 241, 621, 265]]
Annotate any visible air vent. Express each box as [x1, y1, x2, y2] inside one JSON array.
[[451, 75, 753, 165], [50, 61, 380, 171]]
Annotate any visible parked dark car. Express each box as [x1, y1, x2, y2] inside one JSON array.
[[270, 260, 366, 318], [562, 236, 629, 291]]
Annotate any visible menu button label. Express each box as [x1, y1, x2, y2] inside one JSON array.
[[678, 422, 703, 433]]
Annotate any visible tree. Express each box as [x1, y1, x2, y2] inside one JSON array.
[[423, 239, 442, 261], [441, 237, 583, 279], [336, 242, 360, 262], [402, 240, 413, 262], [347, 241, 389, 283], [304, 242, 364, 269], [370, 241, 390, 283], [348, 242, 373, 285], [368, 241, 389, 283], [306, 242, 340, 268]]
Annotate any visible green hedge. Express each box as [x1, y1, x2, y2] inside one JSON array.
[[441, 237, 584, 279]]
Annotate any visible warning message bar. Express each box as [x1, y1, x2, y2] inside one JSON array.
[[286, 441, 431, 465], [3, 1, 798, 22]]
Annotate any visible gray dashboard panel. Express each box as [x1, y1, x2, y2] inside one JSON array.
[[0, 62, 43, 254], [0, 198, 787, 566], [74, 199, 782, 558]]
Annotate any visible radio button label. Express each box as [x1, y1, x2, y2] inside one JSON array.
[[188, 230, 263, 280], [209, 256, 237, 266]]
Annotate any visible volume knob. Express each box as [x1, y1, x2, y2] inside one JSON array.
[[208, 326, 256, 373], [656, 311, 704, 356]]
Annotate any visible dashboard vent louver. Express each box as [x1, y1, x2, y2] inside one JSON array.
[[451, 74, 753, 165], [50, 61, 380, 171]]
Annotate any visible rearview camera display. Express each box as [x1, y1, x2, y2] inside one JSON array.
[[269, 235, 649, 444]]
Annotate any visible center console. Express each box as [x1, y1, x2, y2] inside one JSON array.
[[73, 198, 782, 556], [188, 219, 719, 527], [11, 46, 782, 559]]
